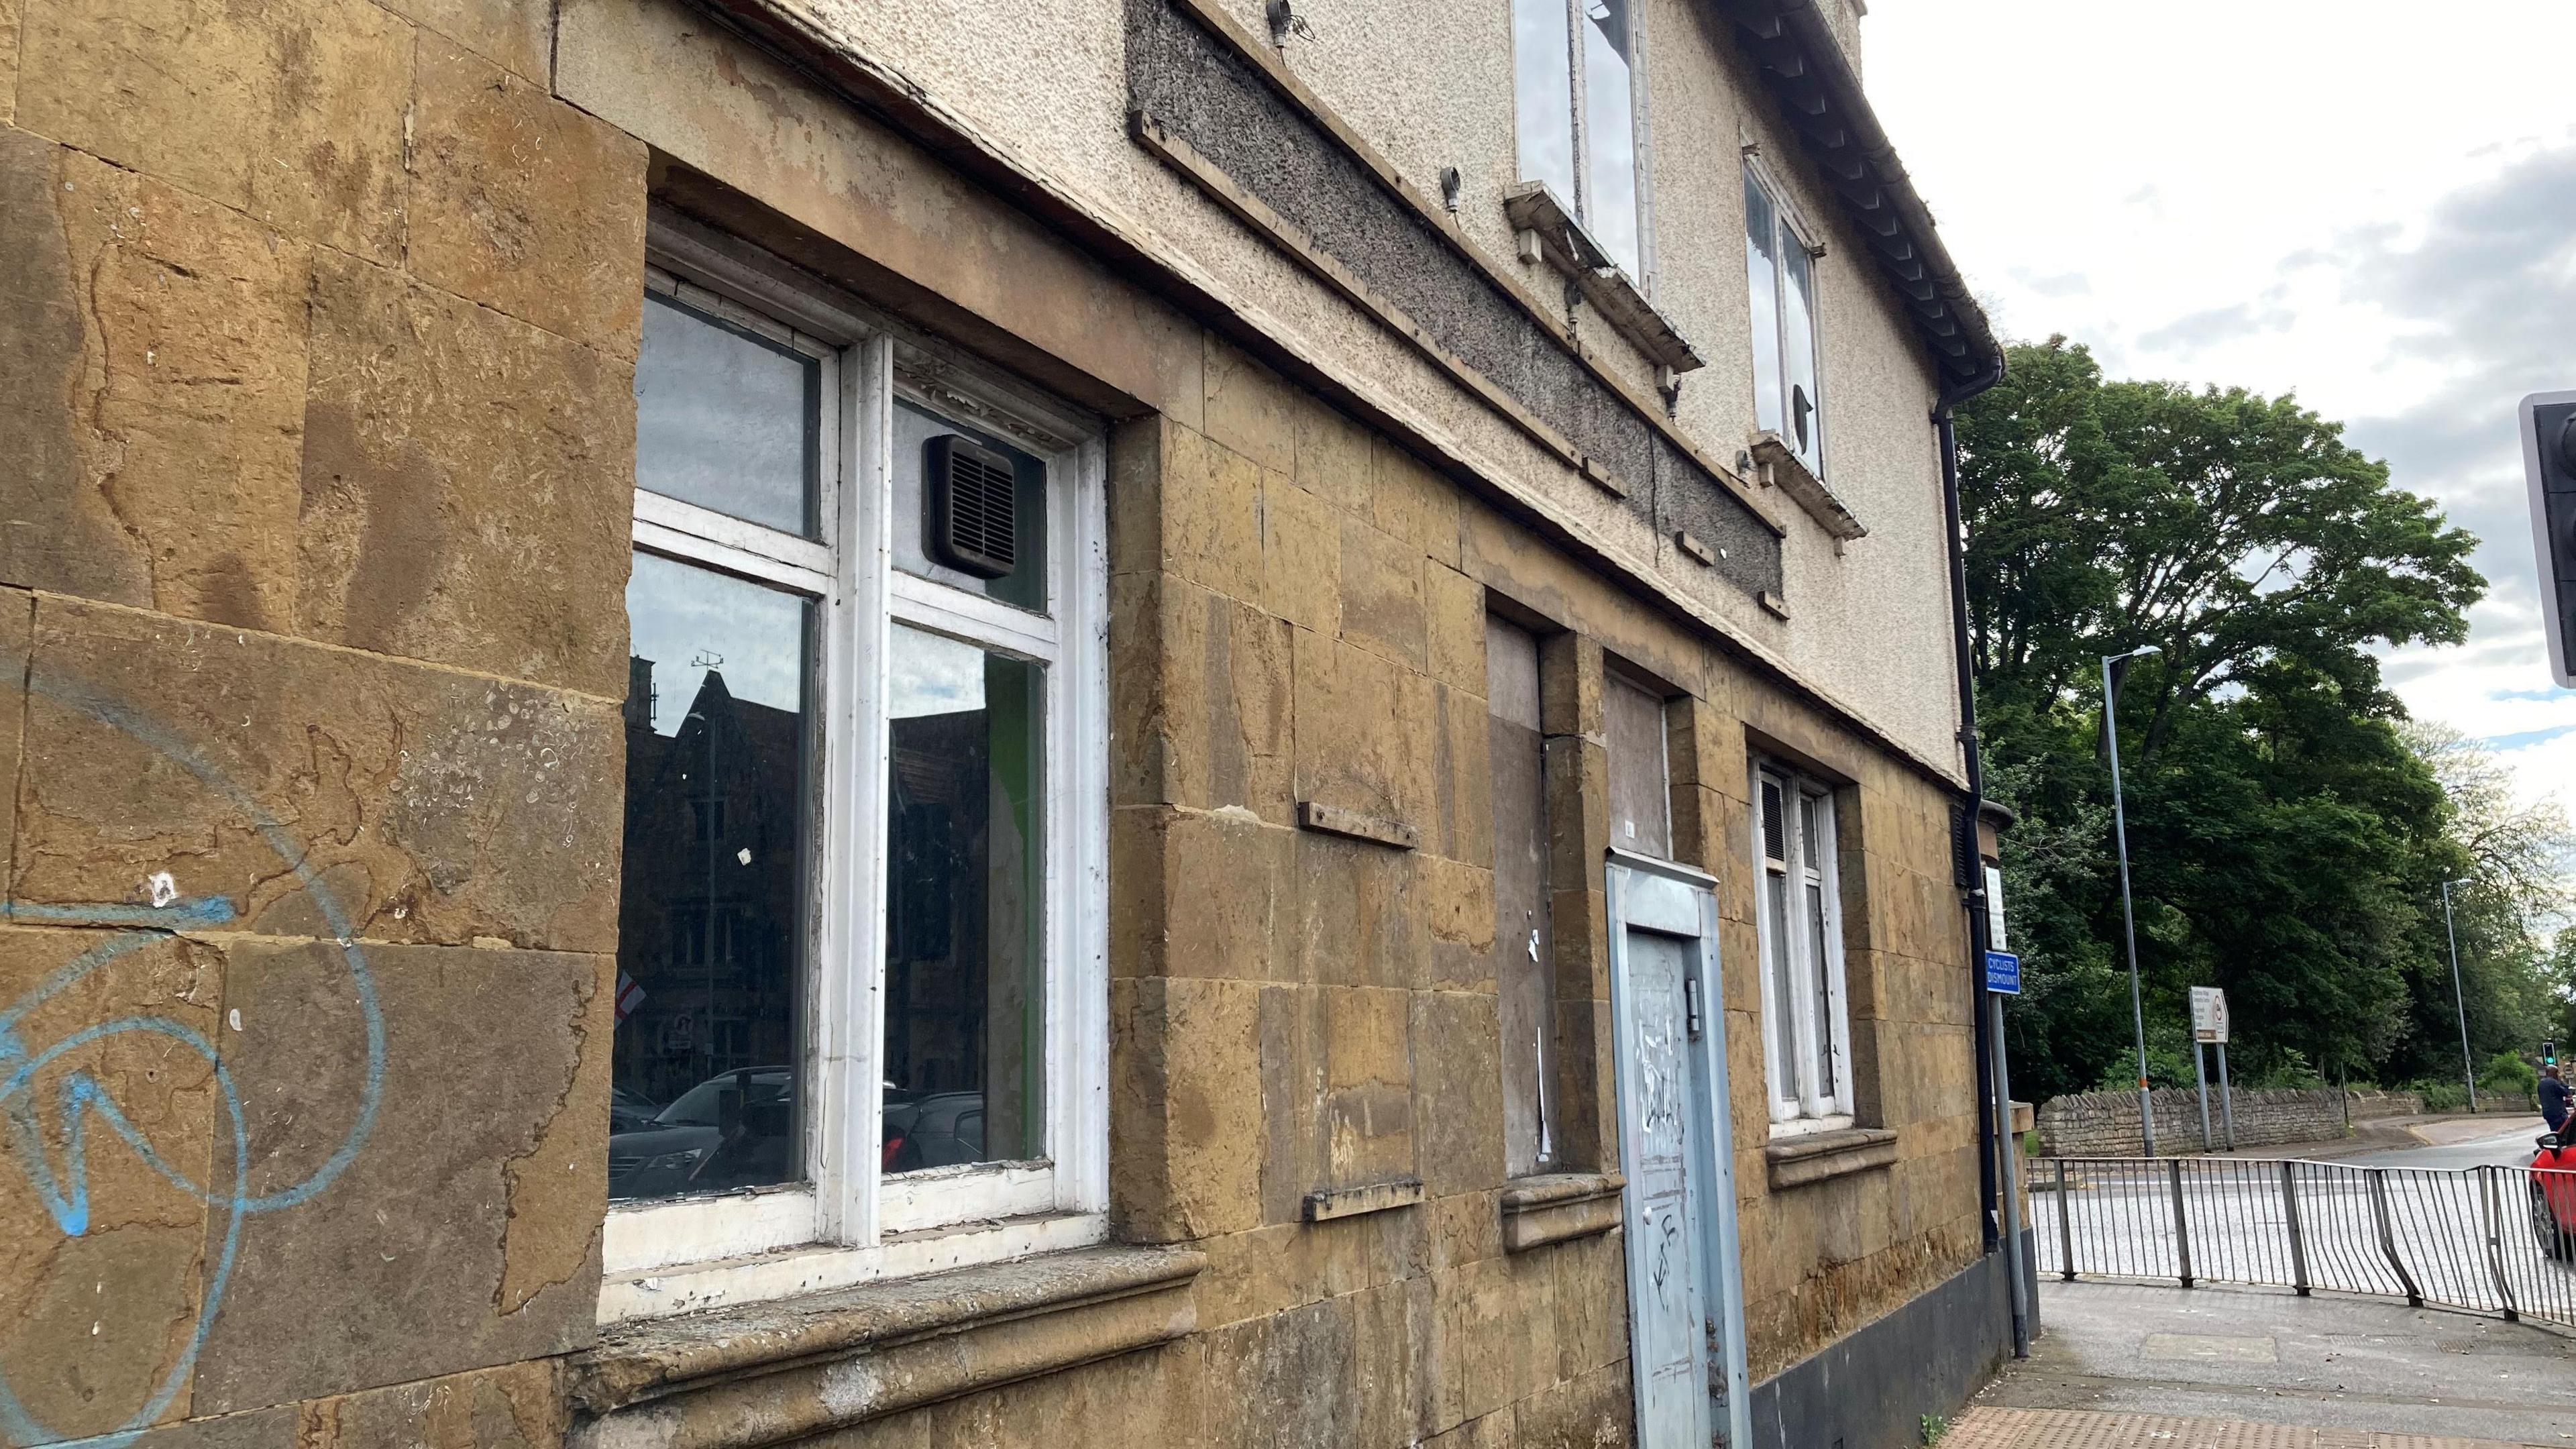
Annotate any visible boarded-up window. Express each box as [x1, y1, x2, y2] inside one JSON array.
[[1489, 616, 1555, 1175], [1607, 674, 1671, 859]]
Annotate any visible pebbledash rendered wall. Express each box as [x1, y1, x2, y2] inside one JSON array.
[[0, 0, 2011, 1446]]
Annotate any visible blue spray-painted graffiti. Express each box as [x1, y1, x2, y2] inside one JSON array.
[[0, 671, 386, 1449]]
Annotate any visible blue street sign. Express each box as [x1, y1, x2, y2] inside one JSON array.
[[1984, 950, 2021, 995]]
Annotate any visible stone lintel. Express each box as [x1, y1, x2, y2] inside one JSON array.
[[1765, 1127, 1900, 1190], [566, 1246, 1203, 1448], [1301, 1177, 1427, 1222], [1297, 799, 1419, 850], [1499, 1171, 1627, 1253]]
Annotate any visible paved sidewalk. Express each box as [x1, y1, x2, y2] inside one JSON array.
[[1965, 1281, 2576, 1446], [1949, 1406, 2551, 1448]]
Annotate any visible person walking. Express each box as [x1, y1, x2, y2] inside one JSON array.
[[2541, 1065, 2571, 1136]]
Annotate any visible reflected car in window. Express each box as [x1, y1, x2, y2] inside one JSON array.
[[608, 1067, 796, 1201], [879, 1091, 987, 1173]]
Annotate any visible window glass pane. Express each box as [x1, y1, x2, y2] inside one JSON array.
[[1513, 0, 1577, 203], [1489, 616, 1554, 1176], [1781, 235, 1822, 470], [893, 400, 1049, 612], [1764, 867, 1798, 1104], [1580, 0, 1642, 277], [611, 552, 811, 1201], [1744, 173, 1784, 437], [634, 292, 819, 537], [884, 625, 1045, 1170], [1805, 879, 1835, 1096]]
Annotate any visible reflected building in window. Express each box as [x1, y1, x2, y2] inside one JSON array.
[[611, 651, 808, 1199]]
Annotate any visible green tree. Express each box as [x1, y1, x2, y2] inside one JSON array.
[[1962, 339, 2491, 1097]]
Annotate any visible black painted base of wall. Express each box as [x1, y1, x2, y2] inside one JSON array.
[[1747, 1233, 2037, 1449]]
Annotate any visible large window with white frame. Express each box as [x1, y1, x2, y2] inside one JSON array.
[[602, 227, 1107, 1312], [1743, 163, 1824, 477], [1754, 765, 1851, 1131], [1513, 0, 1647, 278]]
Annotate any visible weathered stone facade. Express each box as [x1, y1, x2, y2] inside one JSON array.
[[0, 0, 2017, 1446]]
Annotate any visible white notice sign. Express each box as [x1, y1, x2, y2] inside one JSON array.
[[2190, 986, 2229, 1044]]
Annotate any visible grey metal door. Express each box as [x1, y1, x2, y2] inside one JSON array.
[[1607, 852, 1751, 1449]]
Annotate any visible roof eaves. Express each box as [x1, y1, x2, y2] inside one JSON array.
[[1709, 0, 2002, 394]]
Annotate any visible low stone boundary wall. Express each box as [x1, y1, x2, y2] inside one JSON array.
[[2035, 1087, 2422, 1157]]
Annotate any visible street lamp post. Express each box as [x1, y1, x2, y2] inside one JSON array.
[[2441, 875, 2477, 1115], [2103, 646, 2161, 1157]]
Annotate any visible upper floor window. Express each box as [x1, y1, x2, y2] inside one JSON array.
[[1515, 0, 1645, 277], [1745, 166, 1823, 476], [1755, 765, 1850, 1130], [604, 234, 1108, 1314]]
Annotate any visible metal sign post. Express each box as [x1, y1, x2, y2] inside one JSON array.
[[2192, 1039, 2212, 1151], [2191, 987, 2231, 1154], [2216, 1041, 2237, 1150]]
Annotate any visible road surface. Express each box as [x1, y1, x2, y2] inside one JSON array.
[[2341, 1121, 2546, 1171], [2033, 1124, 2576, 1329]]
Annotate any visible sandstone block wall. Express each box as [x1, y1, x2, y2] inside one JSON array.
[[0, 0, 2002, 1442], [0, 0, 644, 1436]]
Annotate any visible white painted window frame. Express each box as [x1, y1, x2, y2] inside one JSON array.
[[1752, 764, 1853, 1134], [1741, 159, 1828, 478], [1513, 0, 1656, 285], [602, 225, 1109, 1322]]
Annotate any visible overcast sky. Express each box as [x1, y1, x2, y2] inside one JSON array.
[[1865, 1, 2576, 810]]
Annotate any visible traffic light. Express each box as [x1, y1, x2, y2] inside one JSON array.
[[2520, 390, 2576, 688], [2546, 1038, 2559, 1068]]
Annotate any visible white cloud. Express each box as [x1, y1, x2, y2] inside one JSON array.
[[1866, 0, 2576, 808]]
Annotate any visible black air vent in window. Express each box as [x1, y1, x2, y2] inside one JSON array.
[[1760, 780, 1786, 863], [925, 434, 1018, 580]]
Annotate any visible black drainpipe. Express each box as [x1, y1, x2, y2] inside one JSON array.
[[1935, 351, 2019, 1355]]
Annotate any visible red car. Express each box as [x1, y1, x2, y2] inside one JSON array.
[[2531, 1132, 2576, 1258]]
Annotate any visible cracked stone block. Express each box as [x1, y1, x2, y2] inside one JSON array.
[[17, 0, 413, 262], [14, 597, 623, 955], [0, 924, 225, 1442], [405, 38, 647, 357], [297, 250, 636, 696], [190, 941, 608, 1410], [0, 135, 314, 629]]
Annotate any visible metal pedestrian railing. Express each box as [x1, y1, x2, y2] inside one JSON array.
[[2038, 1155, 2576, 1330]]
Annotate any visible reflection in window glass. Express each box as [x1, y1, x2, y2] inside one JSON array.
[[883, 626, 1044, 1171], [1764, 863, 1796, 1104], [1807, 874, 1835, 1094], [1746, 168, 1825, 474], [1781, 241, 1821, 466], [1581, 0, 1640, 277], [1745, 173, 1784, 437], [610, 552, 811, 1201], [634, 291, 820, 537], [891, 401, 1049, 612], [1513, 0, 1577, 205]]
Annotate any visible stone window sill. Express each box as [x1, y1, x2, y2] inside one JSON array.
[[1501, 182, 1703, 377], [1749, 432, 1868, 542], [1764, 1127, 1898, 1190], [1499, 1171, 1625, 1252], [568, 1244, 1203, 1449]]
